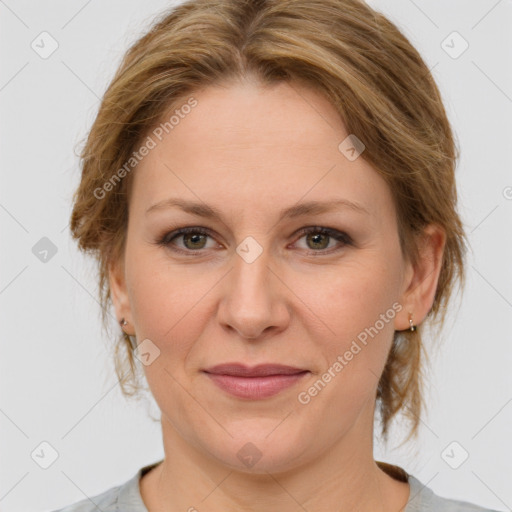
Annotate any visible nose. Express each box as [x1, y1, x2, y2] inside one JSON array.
[[216, 244, 290, 340]]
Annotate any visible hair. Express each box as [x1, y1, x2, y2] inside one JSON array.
[[69, 0, 467, 443]]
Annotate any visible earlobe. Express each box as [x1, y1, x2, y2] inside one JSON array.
[[395, 224, 446, 332], [108, 258, 132, 327]]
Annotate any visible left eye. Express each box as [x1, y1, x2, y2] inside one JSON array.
[[157, 226, 352, 254], [294, 227, 352, 252]]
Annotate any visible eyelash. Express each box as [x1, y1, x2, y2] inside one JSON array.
[[155, 226, 353, 256]]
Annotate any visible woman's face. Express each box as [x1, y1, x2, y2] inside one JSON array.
[[111, 78, 420, 473]]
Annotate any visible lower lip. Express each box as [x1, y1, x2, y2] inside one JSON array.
[[204, 371, 309, 399]]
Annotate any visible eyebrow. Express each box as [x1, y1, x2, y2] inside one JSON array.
[[145, 197, 371, 220]]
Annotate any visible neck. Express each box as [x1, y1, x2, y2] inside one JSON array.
[[140, 402, 410, 512]]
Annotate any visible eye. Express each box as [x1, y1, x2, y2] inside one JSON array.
[[293, 226, 353, 254], [155, 225, 353, 256], [157, 227, 218, 253]]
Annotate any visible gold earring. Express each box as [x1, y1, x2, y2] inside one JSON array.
[[409, 313, 417, 332], [120, 317, 128, 328]]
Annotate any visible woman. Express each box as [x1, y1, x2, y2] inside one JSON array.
[[53, 0, 499, 510]]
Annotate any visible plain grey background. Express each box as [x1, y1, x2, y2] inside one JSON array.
[[0, 1, 511, 511]]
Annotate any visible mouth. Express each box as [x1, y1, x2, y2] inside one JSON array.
[[202, 363, 309, 399]]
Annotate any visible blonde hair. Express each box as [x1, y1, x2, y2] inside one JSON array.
[[70, 0, 467, 442]]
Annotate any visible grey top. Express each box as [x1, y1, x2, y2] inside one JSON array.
[[51, 460, 500, 512]]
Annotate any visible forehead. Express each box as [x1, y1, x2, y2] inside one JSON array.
[[170, 79, 346, 149], [130, 80, 394, 222]]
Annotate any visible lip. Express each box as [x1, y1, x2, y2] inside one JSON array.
[[202, 363, 309, 399], [203, 363, 307, 377]]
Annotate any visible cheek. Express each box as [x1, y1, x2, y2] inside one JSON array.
[[124, 256, 214, 410], [304, 257, 399, 334], [292, 263, 400, 432], [297, 252, 402, 381], [124, 241, 214, 353]]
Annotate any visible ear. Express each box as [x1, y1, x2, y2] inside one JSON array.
[[395, 224, 446, 331], [108, 255, 134, 334]]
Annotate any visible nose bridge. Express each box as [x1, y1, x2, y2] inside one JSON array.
[[218, 235, 288, 338], [230, 237, 274, 307]]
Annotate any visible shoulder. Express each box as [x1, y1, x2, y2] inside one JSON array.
[[49, 482, 122, 512], [407, 474, 501, 512], [50, 461, 162, 512]]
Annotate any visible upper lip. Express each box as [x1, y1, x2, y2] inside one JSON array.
[[203, 363, 307, 377]]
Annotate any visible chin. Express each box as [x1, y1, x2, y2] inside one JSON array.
[[199, 422, 311, 475]]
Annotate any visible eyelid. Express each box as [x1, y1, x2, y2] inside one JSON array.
[[293, 226, 352, 242]]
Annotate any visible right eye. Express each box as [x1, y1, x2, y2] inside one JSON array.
[[157, 227, 220, 254]]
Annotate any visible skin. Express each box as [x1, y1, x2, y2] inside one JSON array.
[[109, 76, 445, 512]]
